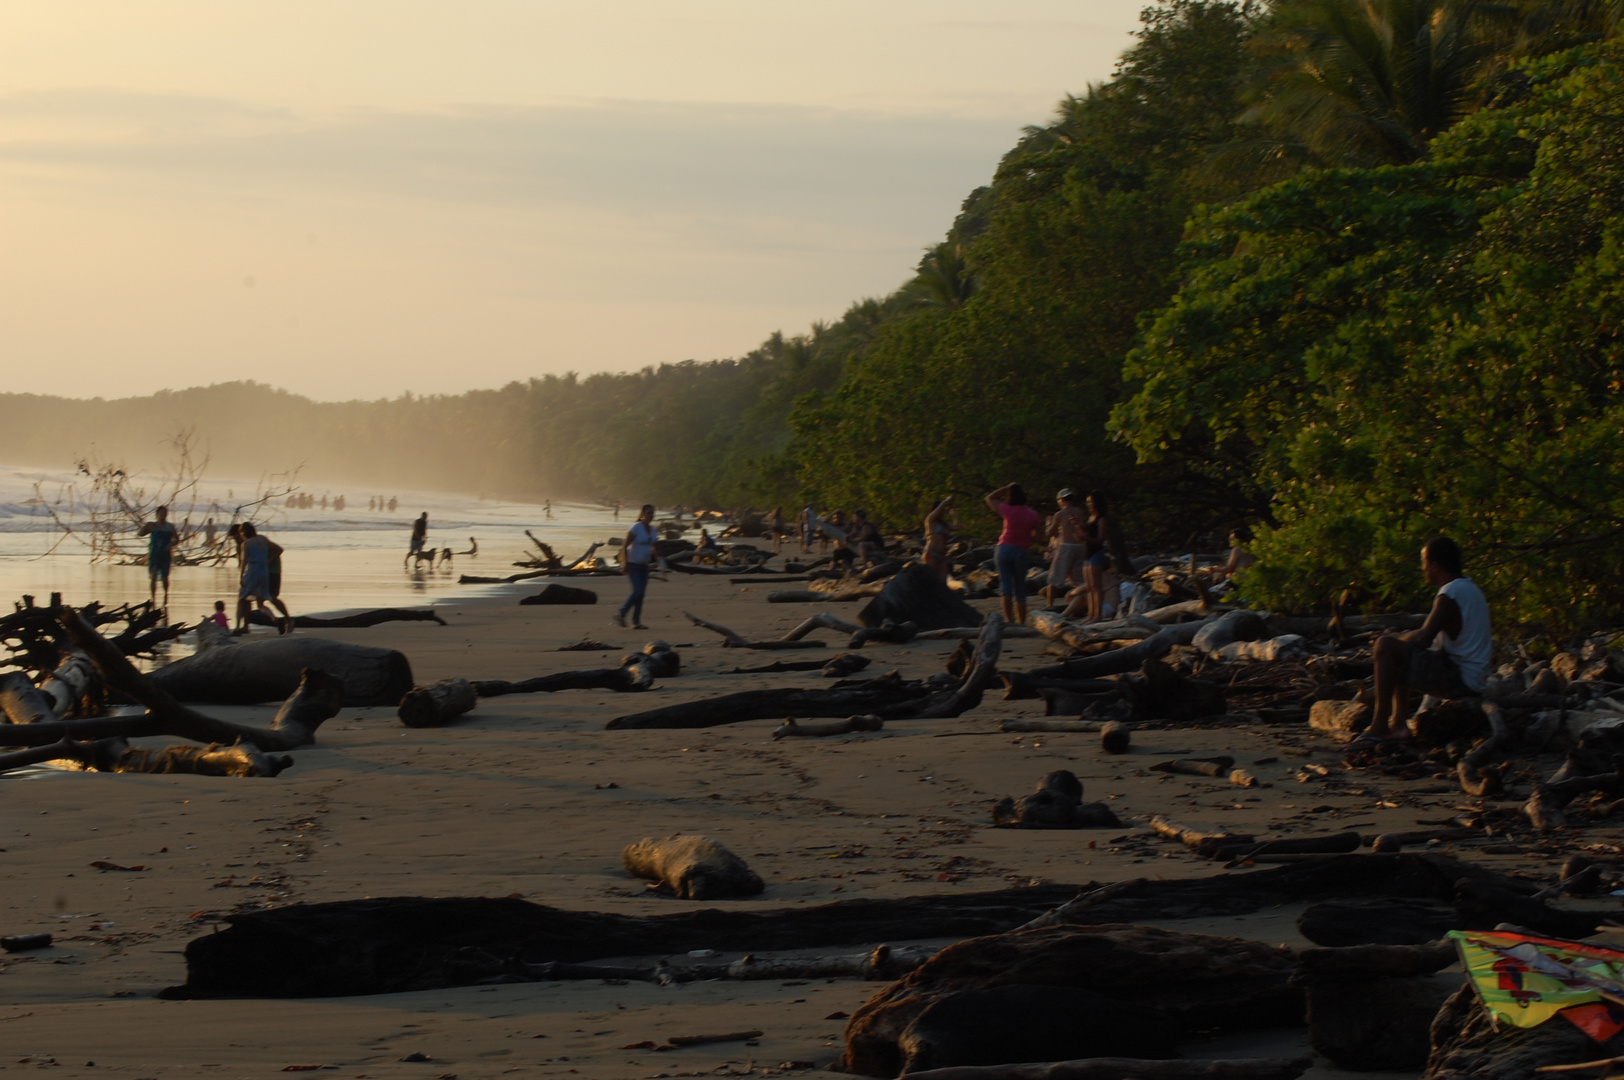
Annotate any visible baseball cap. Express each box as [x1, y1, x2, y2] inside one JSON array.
[[1056, 488, 1075, 500]]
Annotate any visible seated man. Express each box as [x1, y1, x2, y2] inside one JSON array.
[[1354, 536, 1492, 748]]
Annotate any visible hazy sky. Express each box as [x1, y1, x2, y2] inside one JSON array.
[[1, 1, 1150, 401]]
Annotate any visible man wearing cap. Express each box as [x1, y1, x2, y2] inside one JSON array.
[[1045, 489, 1086, 607]]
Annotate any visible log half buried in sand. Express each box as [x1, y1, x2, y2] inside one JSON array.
[[902, 1060, 1312, 1080], [250, 608, 448, 629], [517, 944, 936, 985], [991, 769, 1119, 829], [398, 678, 477, 729], [1025, 617, 1217, 681], [145, 635, 413, 707], [772, 715, 883, 741], [621, 835, 766, 900], [1150, 815, 1254, 855], [520, 584, 598, 606], [0, 737, 297, 777]]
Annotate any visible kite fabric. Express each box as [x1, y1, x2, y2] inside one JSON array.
[[1450, 929, 1624, 1041]]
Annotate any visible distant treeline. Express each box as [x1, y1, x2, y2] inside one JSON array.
[[8, 1, 1624, 627]]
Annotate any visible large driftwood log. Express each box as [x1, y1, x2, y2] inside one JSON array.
[[0, 737, 295, 777], [250, 608, 448, 628], [55, 610, 346, 752], [145, 634, 413, 707], [1026, 618, 1215, 681], [471, 651, 663, 697], [782, 612, 862, 641], [1027, 611, 1158, 653], [839, 924, 1302, 1077], [607, 673, 931, 730], [1458, 701, 1508, 796], [37, 652, 95, 718], [857, 564, 982, 631], [519, 585, 598, 606], [1291, 939, 1456, 985], [398, 678, 477, 728], [903, 1060, 1311, 1080], [909, 614, 1004, 720], [517, 943, 938, 985], [169, 853, 1541, 1000], [1424, 982, 1624, 1080]]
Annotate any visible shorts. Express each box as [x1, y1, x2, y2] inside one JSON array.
[[1050, 543, 1085, 587], [240, 567, 271, 602], [995, 543, 1028, 602], [1402, 647, 1471, 698], [409, 536, 425, 554], [148, 556, 172, 583], [1087, 549, 1110, 571]]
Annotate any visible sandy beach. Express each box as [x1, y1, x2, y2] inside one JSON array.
[[0, 571, 1574, 1080]]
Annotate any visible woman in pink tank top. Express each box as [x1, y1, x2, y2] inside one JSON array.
[[985, 483, 1041, 625]]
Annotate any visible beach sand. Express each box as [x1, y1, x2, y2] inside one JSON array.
[[0, 572, 1553, 1078]]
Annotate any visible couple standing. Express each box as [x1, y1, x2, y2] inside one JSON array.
[[985, 484, 1110, 626]]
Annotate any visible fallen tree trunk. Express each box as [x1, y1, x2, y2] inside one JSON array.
[[144, 634, 413, 707], [398, 678, 477, 728], [908, 614, 1004, 720], [857, 564, 982, 631], [0, 737, 294, 777], [1000, 673, 1120, 701], [608, 673, 930, 730], [519, 943, 937, 984], [57, 608, 344, 751], [902, 1059, 1312, 1080], [473, 666, 651, 696], [1026, 618, 1216, 681], [1150, 815, 1254, 854], [0, 671, 54, 724], [782, 612, 862, 641], [251, 608, 447, 628], [1027, 611, 1158, 652]]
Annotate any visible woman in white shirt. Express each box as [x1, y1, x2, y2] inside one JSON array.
[[616, 504, 659, 629]]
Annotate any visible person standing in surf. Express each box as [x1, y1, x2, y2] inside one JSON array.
[[616, 504, 658, 629], [138, 505, 179, 609]]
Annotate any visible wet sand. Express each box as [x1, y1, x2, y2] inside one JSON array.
[[0, 572, 1553, 1078]]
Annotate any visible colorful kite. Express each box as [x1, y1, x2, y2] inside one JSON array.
[[1450, 929, 1624, 1042]]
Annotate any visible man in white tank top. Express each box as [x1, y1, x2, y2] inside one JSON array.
[[1357, 536, 1492, 747]]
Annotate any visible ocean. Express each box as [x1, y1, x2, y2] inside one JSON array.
[[0, 463, 642, 622]]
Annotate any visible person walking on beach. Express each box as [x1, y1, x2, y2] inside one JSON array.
[[768, 506, 785, 554], [138, 505, 179, 609], [985, 483, 1041, 626], [406, 512, 428, 568], [1045, 489, 1087, 608], [616, 504, 658, 629], [234, 523, 283, 633], [1352, 537, 1492, 749], [923, 496, 954, 580], [264, 531, 294, 633]]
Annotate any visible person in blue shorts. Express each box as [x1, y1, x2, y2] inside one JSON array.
[[138, 505, 179, 609]]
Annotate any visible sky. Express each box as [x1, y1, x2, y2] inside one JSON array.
[[0, 1, 1152, 401]]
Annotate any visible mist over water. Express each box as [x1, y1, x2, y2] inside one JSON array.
[[0, 464, 638, 618]]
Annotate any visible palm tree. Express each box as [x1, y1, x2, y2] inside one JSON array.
[[911, 242, 977, 310], [1242, 0, 1521, 166]]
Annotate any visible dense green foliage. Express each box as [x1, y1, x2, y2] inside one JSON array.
[[9, 0, 1624, 628]]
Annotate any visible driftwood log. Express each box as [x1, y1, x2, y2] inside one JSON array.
[[902, 1060, 1311, 1080], [1025, 618, 1215, 681], [838, 924, 1301, 1077], [517, 943, 938, 985], [992, 770, 1119, 829], [685, 610, 827, 649], [607, 672, 932, 730], [0, 670, 54, 724], [621, 835, 765, 900], [520, 585, 599, 606], [773, 715, 884, 740], [250, 608, 447, 628], [0, 737, 295, 777], [145, 634, 413, 707], [1027, 611, 1158, 653], [1424, 981, 1624, 1080], [398, 678, 477, 728], [168, 853, 1546, 1000], [470, 644, 674, 698]]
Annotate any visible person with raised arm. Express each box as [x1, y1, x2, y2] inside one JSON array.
[[984, 483, 1041, 626]]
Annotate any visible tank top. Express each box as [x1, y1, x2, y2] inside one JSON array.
[[1436, 576, 1492, 692]]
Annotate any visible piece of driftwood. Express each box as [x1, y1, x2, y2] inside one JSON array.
[[851, 619, 919, 648], [823, 652, 873, 678], [37, 652, 95, 718], [729, 658, 827, 674], [1309, 970, 1460, 1071], [621, 835, 765, 900], [902, 1060, 1312, 1080], [607, 672, 932, 730], [1016, 880, 1147, 932], [1150, 815, 1254, 854], [1027, 611, 1158, 653], [665, 1030, 764, 1047], [857, 564, 982, 631], [0, 737, 297, 777], [471, 659, 658, 698], [1210, 832, 1363, 861], [998, 719, 1114, 734], [1150, 756, 1234, 778], [999, 674, 1119, 701], [1101, 720, 1131, 753], [902, 614, 1005, 722], [398, 678, 477, 729], [917, 626, 1042, 641], [839, 924, 1302, 1077], [1138, 598, 1215, 624], [991, 769, 1119, 829], [520, 585, 598, 606], [520, 943, 936, 985], [685, 610, 826, 650], [772, 715, 883, 741], [783, 612, 862, 641], [145, 634, 413, 707], [1425, 982, 1624, 1080], [1291, 939, 1456, 985], [0, 670, 54, 724], [1025, 618, 1215, 681]]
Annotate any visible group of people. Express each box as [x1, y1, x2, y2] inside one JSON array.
[[138, 505, 292, 634], [784, 505, 881, 567], [979, 484, 1115, 627]]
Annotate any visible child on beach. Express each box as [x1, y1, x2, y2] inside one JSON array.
[[209, 601, 229, 630]]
